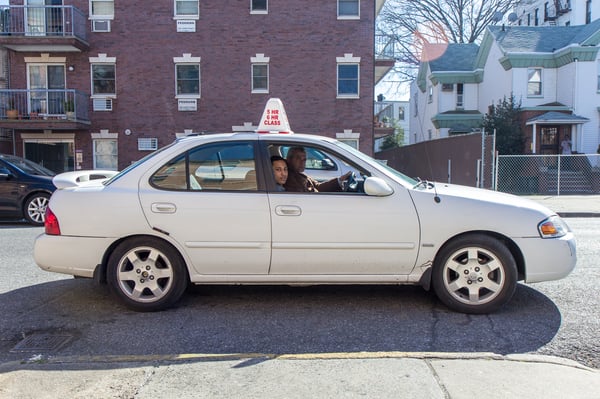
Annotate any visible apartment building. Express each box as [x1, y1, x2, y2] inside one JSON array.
[[410, 19, 600, 157], [511, 0, 599, 27], [0, 0, 393, 173]]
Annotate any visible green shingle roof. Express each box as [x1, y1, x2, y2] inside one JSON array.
[[488, 18, 600, 53]]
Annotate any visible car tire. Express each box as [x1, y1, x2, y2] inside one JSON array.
[[432, 234, 517, 314], [107, 236, 189, 312], [24, 193, 50, 226]]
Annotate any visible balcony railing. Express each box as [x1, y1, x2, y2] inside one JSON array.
[[0, 5, 87, 42], [0, 89, 89, 122], [375, 34, 399, 60]]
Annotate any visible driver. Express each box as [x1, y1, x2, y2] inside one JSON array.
[[284, 146, 351, 192]]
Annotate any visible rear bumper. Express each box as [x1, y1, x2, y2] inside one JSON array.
[[34, 234, 115, 278]]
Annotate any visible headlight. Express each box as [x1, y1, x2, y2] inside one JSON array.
[[538, 215, 570, 238]]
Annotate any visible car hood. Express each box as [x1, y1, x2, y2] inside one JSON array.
[[436, 183, 553, 214], [409, 182, 555, 238]]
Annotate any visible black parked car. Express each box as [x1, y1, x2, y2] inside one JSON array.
[[0, 154, 56, 225]]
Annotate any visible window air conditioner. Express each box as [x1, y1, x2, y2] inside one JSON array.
[[92, 20, 111, 32], [93, 98, 113, 111]]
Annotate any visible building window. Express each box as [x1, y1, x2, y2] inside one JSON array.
[[251, 53, 269, 93], [427, 86, 433, 103], [456, 83, 464, 108], [251, 0, 267, 13], [174, 0, 199, 18], [90, 0, 114, 18], [252, 64, 268, 93], [336, 130, 360, 150], [597, 61, 600, 92], [534, 8, 539, 25], [93, 139, 118, 170], [336, 54, 360, 98], [91, 64, 116, 96], [174, 54, 201, 98], [398, 107, 405, 120], [527, 68, 542, 96], [441, 83, 453, 91], [338, 0, 359, 19], [176, 65, 200, 96]]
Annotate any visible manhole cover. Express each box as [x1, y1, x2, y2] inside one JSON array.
[[11, 333, 72, 353]]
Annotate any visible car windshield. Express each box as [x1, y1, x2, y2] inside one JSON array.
[[330, 140, 418, 186], [2, 155, 55, 176]]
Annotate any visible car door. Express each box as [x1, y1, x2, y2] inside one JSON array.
[[138, 141, 272, 275], [266, 144, 420, 276], [0, 162, 21, 215]]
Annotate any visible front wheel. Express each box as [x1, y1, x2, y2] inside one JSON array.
[[107, 237, 188, 312], [432, 234, 517, 314], [24, 193, 50, 226]]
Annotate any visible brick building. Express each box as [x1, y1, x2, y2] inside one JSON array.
[[0, 0, 392, 172]]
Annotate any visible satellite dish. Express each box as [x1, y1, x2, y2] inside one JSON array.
[[493, 11, 504, 22], [508, 12, 518, 22]]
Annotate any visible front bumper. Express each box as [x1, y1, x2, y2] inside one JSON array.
[[514, 232, 576, 283]]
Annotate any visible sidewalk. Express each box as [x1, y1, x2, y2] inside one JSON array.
[[523, 195, 600, 217], [0, 352, 598, 398]]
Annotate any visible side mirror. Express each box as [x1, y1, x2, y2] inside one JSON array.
[[0, 167, 11, 180], [364, 176, 394, 197], [320, 158, 336, 170]]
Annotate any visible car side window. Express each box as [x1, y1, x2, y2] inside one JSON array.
[[150, 141, 257, 191], [267, 142, 369, 193]]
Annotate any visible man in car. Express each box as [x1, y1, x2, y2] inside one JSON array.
[[284, 146, 351, 192]]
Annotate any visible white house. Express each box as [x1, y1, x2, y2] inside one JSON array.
[[410, 19, 600, 155]]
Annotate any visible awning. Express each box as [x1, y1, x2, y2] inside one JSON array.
[[526, 111, 589, 125]]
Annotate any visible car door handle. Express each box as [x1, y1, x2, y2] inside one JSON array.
[[151, 202, 177, 213], [275, 205, 302, 216]]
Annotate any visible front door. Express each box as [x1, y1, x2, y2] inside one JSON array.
[[28, 64, 66, 115], [26, 0, 63, 36], [540, 126, 559, 155]]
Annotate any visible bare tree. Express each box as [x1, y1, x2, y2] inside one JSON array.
[[377, 0, 519, 95]]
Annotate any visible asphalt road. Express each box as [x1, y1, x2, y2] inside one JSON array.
[[0, 219, 597, 369]]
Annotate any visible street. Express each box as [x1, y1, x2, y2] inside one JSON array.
[[0, 219, 598, 369]]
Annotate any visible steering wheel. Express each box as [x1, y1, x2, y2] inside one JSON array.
[[344, 172, 358, 192]]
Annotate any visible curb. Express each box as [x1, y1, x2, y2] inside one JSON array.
[[1, 352, 596, 372]]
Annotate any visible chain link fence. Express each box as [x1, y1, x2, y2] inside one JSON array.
[[495, 154, 600, 195]]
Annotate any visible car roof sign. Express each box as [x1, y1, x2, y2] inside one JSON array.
[[256, 98, 294, 134]]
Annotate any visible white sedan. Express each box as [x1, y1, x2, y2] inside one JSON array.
[[34, 99, 576, 314]]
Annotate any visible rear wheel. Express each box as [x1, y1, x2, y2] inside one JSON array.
[[24, 193, 50, 226], [432, 234, 517, 314], [107, 237, 188, 312]]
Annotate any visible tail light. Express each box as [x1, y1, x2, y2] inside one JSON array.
[[44, 207, 61, 235]]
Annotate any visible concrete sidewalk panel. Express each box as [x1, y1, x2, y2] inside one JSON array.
[[430, 358, 600, 399]]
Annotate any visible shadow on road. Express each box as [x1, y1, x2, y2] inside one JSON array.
[[0, 279, 561, 370]]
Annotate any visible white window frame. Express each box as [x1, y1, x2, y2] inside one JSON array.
[[250, 0, 268, 14], [173, 54, 201, 99], [174, 0, 199, 19], [456, 83, 464, 108], [527, 67, 543, 97], [89, 0, 114, 20], [597, 61, 600, 92], [337, 0, 359, 20], [336, 130, 360, 150], [251, 53, 269, 93], [336, 54, 360, 99], [91, 130, 118, 170], [89, 54, 116, 98]]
